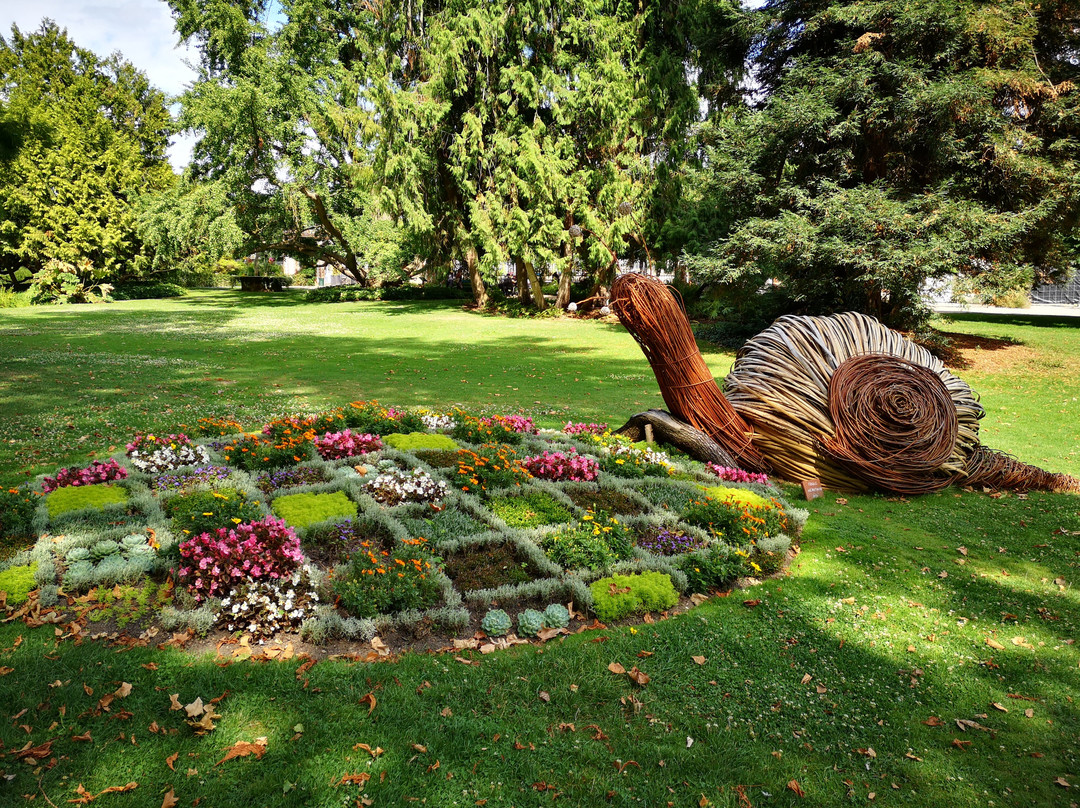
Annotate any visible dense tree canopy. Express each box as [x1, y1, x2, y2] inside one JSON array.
[[165, 0, 746, 303], [684, 0, 1080, 327], [0, 21, 174, 288]]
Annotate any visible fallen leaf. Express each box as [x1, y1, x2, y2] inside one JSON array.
[[169, 694, 182, 711], [165, 752, 179, 771], [1025, 708, 1035, 718], [857, 747, 877, 758], [951, 739, 972, 750], [338, 772, 371, 787], [607, 662, 626, 675], [412, 744, 428, 754], [184, 697, 205, 718], [440, 706, 453, 717], [14, 740, 53, 760], [1012, 636, 1035, 649], [742, 599, 761, 608], [787, 779, 806, 797], [905, 752, 922, 761], [991, 702, 1009, 712], [985, 638, 1006, 651], [537, 691, 550, 703], [1055, 776, 1071, 788], [359, 693, 377, 714], [689, 593, 709, 606], [627, 666, 650, 686], [114, 682, 132, 698], [353, 743, 384, 758], [71, 730, 92, 742], [215, 737, 268, 765], [816, 684, 827, 694], [161, 787, 178, 808], [691, 656, 706, 665], [922, 716, 943, 727]]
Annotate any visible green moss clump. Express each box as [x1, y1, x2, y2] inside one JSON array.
[[697, 485, 770, 509], [272, 490, 358, 529], [0, 563, 37, 604], [47, 484, 128, 519], [488, 491, 573, 529], [590, 571, 678, 622], [384, 432, 460, 452], [163, 487, 262, 538]]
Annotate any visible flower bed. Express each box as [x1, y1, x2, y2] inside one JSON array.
[[2, 398, 807, 646]]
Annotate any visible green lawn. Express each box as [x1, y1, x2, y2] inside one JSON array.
[[1, 294, 1078, 806]]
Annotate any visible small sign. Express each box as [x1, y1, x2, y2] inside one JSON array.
[[801, 479, 824, 501]]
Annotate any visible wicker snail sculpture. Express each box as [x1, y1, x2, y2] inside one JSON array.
[[609, 273, 1078, 495]]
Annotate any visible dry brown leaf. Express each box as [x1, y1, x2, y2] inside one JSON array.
[[951, 738, 972, 750], [338, 772, 371, 787], [71, 731, 92, 742], [857, 747, 877, 758], [691, 656, 706, 665], [991, 702, 1009, 712], [161, 787, 179, 808], [114, 682, 132, 698], [184, 697, 205, 718], [985, 638, 1006, 651], [538, 691, 551, 703], [215, 737, 268, 765], [689, 593, 709, 606], [427, 759, 440, 773], [787, 779, 806, 797], [1055, 776, 1071, 788], [800, 673, 812, 684], [440, 706, 453, 717], [168, 694, 182, 711], [360, 693, 377, 714], [165, 752, 179, 771], [922, 716, 943, 727], [742, 599, 761, 608], [607, 662, 626, 675], [816, 684, 828, 694], [352, 743, 384, 758], [627, 666, 650, 686]]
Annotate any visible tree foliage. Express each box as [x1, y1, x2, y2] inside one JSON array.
[[684, 0, 1080, 327], [166, 0, 742, 303], [0, 21, 174, 288]]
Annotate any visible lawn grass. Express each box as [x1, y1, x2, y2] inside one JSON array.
[[1, 294, 1079, 806]]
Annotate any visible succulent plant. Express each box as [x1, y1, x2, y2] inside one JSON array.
[[480, 608, 512, 637], [120, 534, 147, 549], [517, 608, 545, 638], [90, 540, 120, 561], [125, 543, 155, 557], [542, 603, 570, 630], [65, 560, 94, 578], [65, 546, 91, 563]]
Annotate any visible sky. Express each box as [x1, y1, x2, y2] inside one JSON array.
[[2, 1, 200, 169]]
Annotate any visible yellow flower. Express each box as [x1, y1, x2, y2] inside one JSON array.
[[629, 627, 637, 634]]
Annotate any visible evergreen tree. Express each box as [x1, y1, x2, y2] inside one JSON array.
[[685, 0, 1080, 327], [0, 21, 174, 288]]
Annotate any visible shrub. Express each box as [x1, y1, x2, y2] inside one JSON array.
[[635, 528, 703, 556], [562, 422, 607, 436], [677, 544, 747, 593], [253, 466, 330, 495], [366, 467, 448, 506], [163, 488, 263, 539], [342, 401, 425, 435], [681, 486, 788, 542], [302, 518, 395, 566], [0, 563, 37, 604], [521, 450, 599, 482], [28, 259, 112, 304], [272, 490, 358, 529], [314, 430, 383, 460], [42, 459, 127, 493], [589, 572, 678, 622], [152, 466, 233, 493], [221, 432, 312, 470], [304, 285, 471, 303], [109, 281, 185, 300], [383, 432, 460, 452], [0, 486, 39, 539], [126, 432, 210, 473], [47, 484, 128, 519], [333, 537, 442, 617], [178, 516, 303, 601], [488, 491, 573, 529], [186, 417, 244, 437], [590, 434, 672, 478], [539, 512, 634, 570], [705, 464, 770, 485], [453, 444, 531, 492], [217, 566, 320, 640]]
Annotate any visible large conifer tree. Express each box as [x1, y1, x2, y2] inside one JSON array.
[[686, 0, 1080, 327]]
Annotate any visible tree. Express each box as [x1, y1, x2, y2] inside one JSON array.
[[168, 0, 744, 305], [0, 21, 174, 288], [685, 0, 1080, 328]]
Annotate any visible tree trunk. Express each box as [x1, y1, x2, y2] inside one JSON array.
[[514, 257, 530, 304], [674, 259, 689, 287], [524, 260, 547, 311], [614, 409, 739, 468], [466, 246, 487, 308], [556, 242, 572, 309]]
